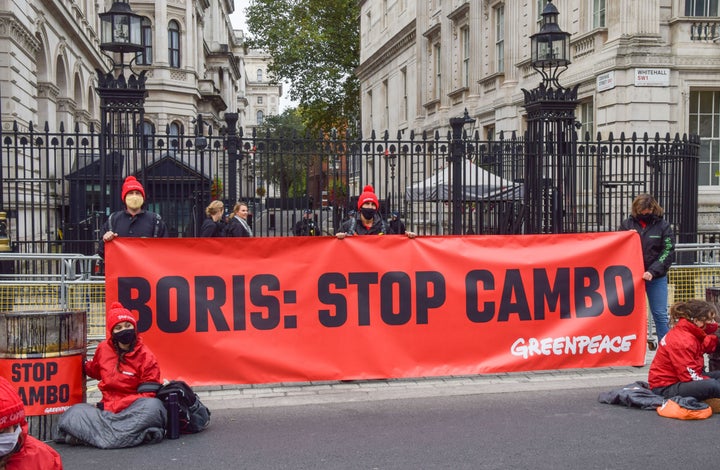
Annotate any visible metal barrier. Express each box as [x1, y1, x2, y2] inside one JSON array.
[[0, 245, 716, 342], [0, 253, 105, 339]]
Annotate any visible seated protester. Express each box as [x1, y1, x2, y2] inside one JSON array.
[[56, 302, 166, 449], [648, 299, 720, 403], [0, 376, 63, 469]]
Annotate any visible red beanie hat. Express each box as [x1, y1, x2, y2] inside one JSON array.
[[0, 376, 25, 429], [121, 176, 145, 201], [106, 301, 138, 337], [357, 185, 379, 210]]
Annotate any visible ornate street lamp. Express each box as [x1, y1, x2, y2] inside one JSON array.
[[522, 0, 578, 234], [530, 0, 571, 89], [99, 0, 143, 56], [96, 0, 148, 219]]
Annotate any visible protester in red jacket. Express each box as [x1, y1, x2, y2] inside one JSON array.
[[0, 376, 63, 469], [56, 302, 166, 448], [648, 299, 720, 401], [85, 302, 162, 413]]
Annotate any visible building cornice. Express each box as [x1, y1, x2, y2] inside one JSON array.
[[356, 20, 416, 80], [0, 14, 40, 56]]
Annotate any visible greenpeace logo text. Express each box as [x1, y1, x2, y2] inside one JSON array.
[[510, 334, 637, 359]]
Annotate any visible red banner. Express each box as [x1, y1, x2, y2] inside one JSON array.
[[105, 232, 647, 385], [0, 356, 84, 416]]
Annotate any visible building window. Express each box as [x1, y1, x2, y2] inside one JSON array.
[[257, 69, 263, 82], [537, 0, 548, 28], [461, 26, 470, 88], [690, 90, 720, 186], [485, 125, 495, 141], [434, 43, 442, 99], [382, 0, 388, 29], [686, 0, 719, 16], [256, 110, 264, 126], [257, 96, 263, 105], [383, 79, 389, 130], [141, 121, 155, 150], [136, 18, 153, 65], [169, 122, 181, 155], [593, 0, 606, 28], [495, 5, 505, 73], [401, 67, 408, 122], [367, 89, 374, 130], [168, 21, 180, 68], [578, 100, 594, 139]]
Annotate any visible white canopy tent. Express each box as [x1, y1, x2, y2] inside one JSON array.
[[405, 159, 522, 202]]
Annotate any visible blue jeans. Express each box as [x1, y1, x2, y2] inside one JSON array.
[[647, 276, 669, 340]]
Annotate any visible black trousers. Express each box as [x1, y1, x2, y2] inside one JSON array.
[[653, 371, 720, 401]]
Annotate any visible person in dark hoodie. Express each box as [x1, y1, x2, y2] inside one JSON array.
[[619, 193, 674, 342], [0, 376, 63, 469], [336, 185, 415, 239]]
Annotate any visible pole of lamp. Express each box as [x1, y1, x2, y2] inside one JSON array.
[[448, 109, 475, 235], [224, 112, 239, 202]]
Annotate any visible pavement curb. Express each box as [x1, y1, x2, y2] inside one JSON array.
[[191, 365, 651, 410], [87, 350, 656, 410]]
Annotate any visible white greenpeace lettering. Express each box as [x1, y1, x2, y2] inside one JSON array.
[[510, 334, 637, 359]]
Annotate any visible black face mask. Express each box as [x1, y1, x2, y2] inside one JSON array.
[[112, 328, 136, 345], [636, 214, 654, 223], [360, 208, 376, 220]]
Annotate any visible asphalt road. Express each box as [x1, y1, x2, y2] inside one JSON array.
[[52, 385, 709, 470]]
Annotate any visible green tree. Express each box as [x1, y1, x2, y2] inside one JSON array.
[[254, 109, 311, 199], [245, 0, 359, 132]]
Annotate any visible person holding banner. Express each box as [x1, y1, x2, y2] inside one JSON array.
[[336, 185, 415, 239], [619, 193, 674, 343], [294, 210, 320, 236], [55, 302, 166, 448], [0, 376, 63, 469], [98, 175, 169, 258], [227, 201, 253, 237], [200, 200, 226, 237], [648, 299, 720, 405], [389, 211, 406, 235]]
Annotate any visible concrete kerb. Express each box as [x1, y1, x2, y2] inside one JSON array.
[[87, 350, 656, 411], [192, 360, 653, 411]]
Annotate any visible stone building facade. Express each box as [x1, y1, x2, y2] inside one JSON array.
[[0, 0, 280, 138], [356, 0, 720, 234]]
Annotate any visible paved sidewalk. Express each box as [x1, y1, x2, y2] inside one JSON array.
[[186, 348, 656, 410], [87, 351, 655, 410]]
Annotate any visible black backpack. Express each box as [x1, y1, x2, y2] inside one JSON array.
[[155, 381, 211, 434]]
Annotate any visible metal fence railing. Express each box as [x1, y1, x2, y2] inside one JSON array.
[[0, 253, 105, 339]]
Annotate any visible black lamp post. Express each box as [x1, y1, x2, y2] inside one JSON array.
[[383, 146, 397, 215], [449, 109, 475, 235], [96, 0, 148, 219], [522, 0, 578, 234]]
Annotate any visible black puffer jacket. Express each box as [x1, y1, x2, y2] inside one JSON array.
[[339, 213, 391, 235], [619, 215, 674, 278]]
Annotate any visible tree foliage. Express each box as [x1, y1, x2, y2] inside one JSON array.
[[244, 0, 359, 132], [254, 109, 310, 199]]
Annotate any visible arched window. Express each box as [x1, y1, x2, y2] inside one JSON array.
[[169, 122, 181, 154], [168, 21, 181, 68], [257, 69, 263, 81], [136, 18, 153, 65], [256, 110, 264, 126], [141, 121, 155, 150]]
